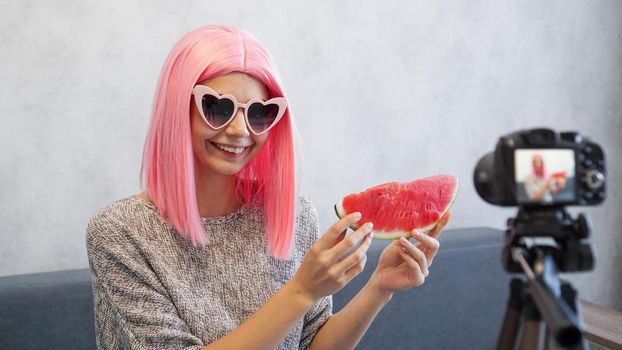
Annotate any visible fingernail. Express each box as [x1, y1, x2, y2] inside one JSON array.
[[353, 212, 362, 220], [412, 229, 421, 236], [400, 236, 408, 244]]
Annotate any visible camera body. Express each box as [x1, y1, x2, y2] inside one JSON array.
[[474, 128, 606, 207]]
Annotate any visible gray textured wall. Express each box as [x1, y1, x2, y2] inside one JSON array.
[[1, 1, 620, 310]]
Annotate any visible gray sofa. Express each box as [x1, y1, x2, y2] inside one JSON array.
[[0, 227, 509, 349]]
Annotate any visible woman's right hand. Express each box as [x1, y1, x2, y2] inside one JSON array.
[[288, 212, 374, 303]]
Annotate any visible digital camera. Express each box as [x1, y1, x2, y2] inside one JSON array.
[[473, 128, 606, 207]]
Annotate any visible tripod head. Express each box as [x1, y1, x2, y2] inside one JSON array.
[[502, 207, 594, 273]]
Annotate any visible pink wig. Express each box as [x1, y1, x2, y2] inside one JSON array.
[[139, 24, 299, 259], [531, 152, 546, 178]]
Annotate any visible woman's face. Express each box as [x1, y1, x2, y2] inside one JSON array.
[[190, 72, 270, 178], [532, 155, 544, 169], [532, 154, 545, 177]]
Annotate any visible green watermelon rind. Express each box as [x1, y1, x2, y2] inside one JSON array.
[[333, 178, 459, 240]]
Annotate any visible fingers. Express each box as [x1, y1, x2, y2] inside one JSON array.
[[332, 222, 374, 258], [335, 229, 347, 246], [411, 230, 440, 266], [427, 211, 452, 239], [399, 237, 429, 277], [398, 246, 425, 286], [336, 230, 373, 272], [409, 211, 448, 267], [343, 253, 368, 283], [316, 212, 362, 250]]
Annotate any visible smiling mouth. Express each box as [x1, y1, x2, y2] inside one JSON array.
[[209, 141, 249, 155]]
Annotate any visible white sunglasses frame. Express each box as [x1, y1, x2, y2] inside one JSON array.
[[192, 85, 288, 136]]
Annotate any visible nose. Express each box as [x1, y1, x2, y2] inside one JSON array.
[[225, 108, 250, 137]]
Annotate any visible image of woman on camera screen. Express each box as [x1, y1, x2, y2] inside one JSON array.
[[523, 152, 567, 203]]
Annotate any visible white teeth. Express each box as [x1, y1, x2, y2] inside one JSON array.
[[214, 142, 246, 154]]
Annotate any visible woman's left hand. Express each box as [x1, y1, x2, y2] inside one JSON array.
[[368, 211, 452, 295]]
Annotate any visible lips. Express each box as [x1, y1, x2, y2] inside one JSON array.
[[208, 141, 249, 156]]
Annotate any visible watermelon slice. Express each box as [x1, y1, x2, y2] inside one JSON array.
[[550, 171, 567, 179], [334, 175, 459, 240]]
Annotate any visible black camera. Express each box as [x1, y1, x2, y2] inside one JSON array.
[[473, 128, 606, 207]]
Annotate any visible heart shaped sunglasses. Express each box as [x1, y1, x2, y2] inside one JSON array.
[[192, 85, 288, 136]]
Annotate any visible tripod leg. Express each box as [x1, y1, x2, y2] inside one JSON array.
[[544, 325, 551, 350], [498, 307, 521, 350], [520, 321, 544, 350], [561, 282, 588, 350], [497, 279, 524, 350], [519, 297, 544, 350]]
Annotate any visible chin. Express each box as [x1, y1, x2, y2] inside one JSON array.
[[216, 165, 244, 176], [203, 160, 245, 176]]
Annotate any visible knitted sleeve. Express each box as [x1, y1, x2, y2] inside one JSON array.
[[86, 210, 204, 350], [298, 197, 333, 349]]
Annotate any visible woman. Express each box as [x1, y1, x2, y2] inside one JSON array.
[[523, 153, 564, 203], [86, 24, 451, 350]]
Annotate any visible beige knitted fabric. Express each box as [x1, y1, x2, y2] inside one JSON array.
[[86, 195, 332, 350]]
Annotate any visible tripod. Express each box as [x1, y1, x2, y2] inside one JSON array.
[[495, 208, 594, 350]]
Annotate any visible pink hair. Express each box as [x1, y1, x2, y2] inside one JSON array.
[[531, 152, 547, 178], [139, 24, 298, 259]]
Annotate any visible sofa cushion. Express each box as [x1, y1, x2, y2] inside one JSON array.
[[0, 268, 96, 350], [332, 226, 509, 349]]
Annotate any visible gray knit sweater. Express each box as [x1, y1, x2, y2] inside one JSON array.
[[86, 195, 332, 350]]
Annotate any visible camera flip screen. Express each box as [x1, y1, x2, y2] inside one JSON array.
[[514, 149, 576, 204]]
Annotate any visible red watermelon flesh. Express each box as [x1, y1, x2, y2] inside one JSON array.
[[334, 175, 459, 240], [551, 171, 566, 179]]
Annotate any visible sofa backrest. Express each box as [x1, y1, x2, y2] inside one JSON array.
[[0, 227, 508, 350]]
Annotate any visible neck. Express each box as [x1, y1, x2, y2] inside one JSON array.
[[194, 170, 242, 218]]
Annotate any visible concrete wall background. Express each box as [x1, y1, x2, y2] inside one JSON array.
[[1, 1, 620, 310]]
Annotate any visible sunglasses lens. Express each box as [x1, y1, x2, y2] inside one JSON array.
[[201, 94, 234, 128], [247, 103, 280, 133]]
